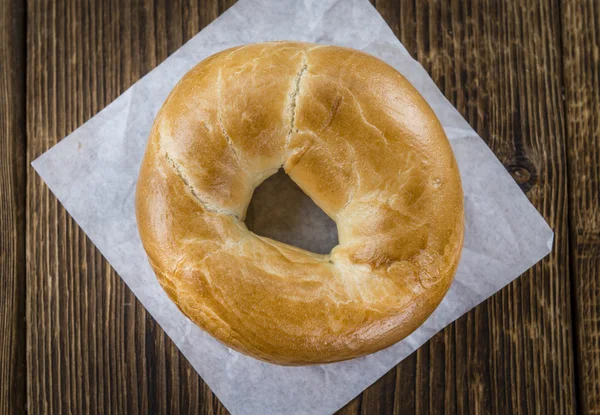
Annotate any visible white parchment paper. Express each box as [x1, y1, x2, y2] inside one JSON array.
[[32, 0, 554, 413]]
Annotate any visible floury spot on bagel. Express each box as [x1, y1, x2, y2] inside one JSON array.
[[135, 41, 464, 365]]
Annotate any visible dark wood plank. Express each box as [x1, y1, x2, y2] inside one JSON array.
[[26, 0, 227, 413], [0, 0, 26, 413], [562, 0, 600, 413], [352, 0, 577, 413]]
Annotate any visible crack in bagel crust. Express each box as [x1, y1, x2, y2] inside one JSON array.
[[164, 152, 240, 220], [217, 69, 242, 164], [286, 52, 309, 150], [135, 42, 464, 365]]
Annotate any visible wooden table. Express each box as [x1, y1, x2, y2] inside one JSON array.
[[1, 0, 598, 413]]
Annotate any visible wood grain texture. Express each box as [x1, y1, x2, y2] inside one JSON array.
[[22, 0, 584, 414], [0, 0, 26, 414], [562, 0, 600, 413]]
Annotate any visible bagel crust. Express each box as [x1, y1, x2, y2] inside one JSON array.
[[136, 42, 464, 365]]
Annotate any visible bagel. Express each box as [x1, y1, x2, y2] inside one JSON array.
[[136, 42, 464, 365]]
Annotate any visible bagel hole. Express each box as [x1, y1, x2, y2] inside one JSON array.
[[245, 169, 338, 254]]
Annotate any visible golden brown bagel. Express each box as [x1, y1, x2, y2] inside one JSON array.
[[136, 42, 464, 365]]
